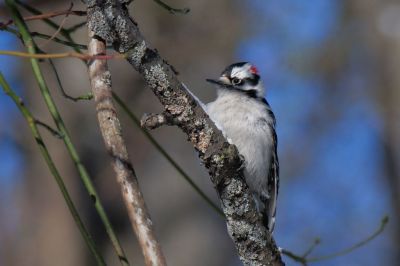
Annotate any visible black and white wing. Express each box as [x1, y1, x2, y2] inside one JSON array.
[[264, 127, 279, 232], [261, 102, 279, 233]]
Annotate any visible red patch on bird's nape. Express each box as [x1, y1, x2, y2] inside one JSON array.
[[250, 65, 259, 75]]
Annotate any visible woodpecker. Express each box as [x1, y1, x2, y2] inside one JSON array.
[[205, 62, 279, 232]]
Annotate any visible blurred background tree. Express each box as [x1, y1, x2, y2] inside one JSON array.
[[0, 0, 397, 265]]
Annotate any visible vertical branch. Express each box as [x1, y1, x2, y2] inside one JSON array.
[[87, 31, 166, 266]]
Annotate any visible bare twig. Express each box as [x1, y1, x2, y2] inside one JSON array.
[[140, 112, 178, 129], [40, 3, 74, 48], [15, 0, 83, 54], [307, 216, 388, 263], [302, 238, 321, 258], [141, 113, 169, 129], [282, 216, 389, 265], [48, 59, 93, 101], [67, 21, 87, 33], [87, 30, 166, 266], [32, 31, 88, 49], [35, 119, 64, 138], [152, 0, 190, 14], [0, 8, 86, 28], [0, 50, 125, 60], [86, 1, 284, 265]]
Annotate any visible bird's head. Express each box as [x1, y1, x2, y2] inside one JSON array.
[[206, 62, 264, 98]]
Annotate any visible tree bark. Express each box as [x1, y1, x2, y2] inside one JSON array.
[[87, 29, 167, 266]]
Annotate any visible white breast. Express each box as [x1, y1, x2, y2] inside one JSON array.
[[206, 90, 274, 198]]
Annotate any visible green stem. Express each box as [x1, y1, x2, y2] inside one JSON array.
[[5, 1, 129, 265], [113, 92, 223, 216], [0, 72, 106, 266], [35, 119, 63, 138]]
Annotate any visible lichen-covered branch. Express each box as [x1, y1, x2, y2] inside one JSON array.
[[140, 112, 177, 130], [87, 30, 166, 266], [85, 0, 284, 265]]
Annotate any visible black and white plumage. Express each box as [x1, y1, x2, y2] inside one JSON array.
[[206, 62, 279, 232]]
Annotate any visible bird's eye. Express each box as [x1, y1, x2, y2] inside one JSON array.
[[231, 77, 242, 85]]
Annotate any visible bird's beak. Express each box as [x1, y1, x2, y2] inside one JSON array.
[[206, 76, 231, 88]]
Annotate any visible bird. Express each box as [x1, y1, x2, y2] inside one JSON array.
[[205, 62, 279, 232]]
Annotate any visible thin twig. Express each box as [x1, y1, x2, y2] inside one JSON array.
[[35, 119, 64, 138], [1, 25, 21, 37], [48, 59, 93, 101], [1, 27, 88, 49], [302, 238, 321, 258], [0, 72, 105, 266], [307, 216, 389, 262], [40, 3, 74, 48], [24, 9, 86, 20], [152, 0, 190, 14], [32, 31, 88, 49], [88, 30, 166, 266], [15, 0, 82, 54], [282, 216, 389, 265], [2, 27, 92, 100], [5, 1, 130, 265], [67, 21, 86, 33], [281, 249, 308, 266], [0, 8, 86, 28], [0, 50, 125, 60]]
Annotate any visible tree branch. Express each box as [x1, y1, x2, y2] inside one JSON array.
[[140, 112, 177, 130], [87, 31, 166, 266], [85, 1, 284, 265]]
